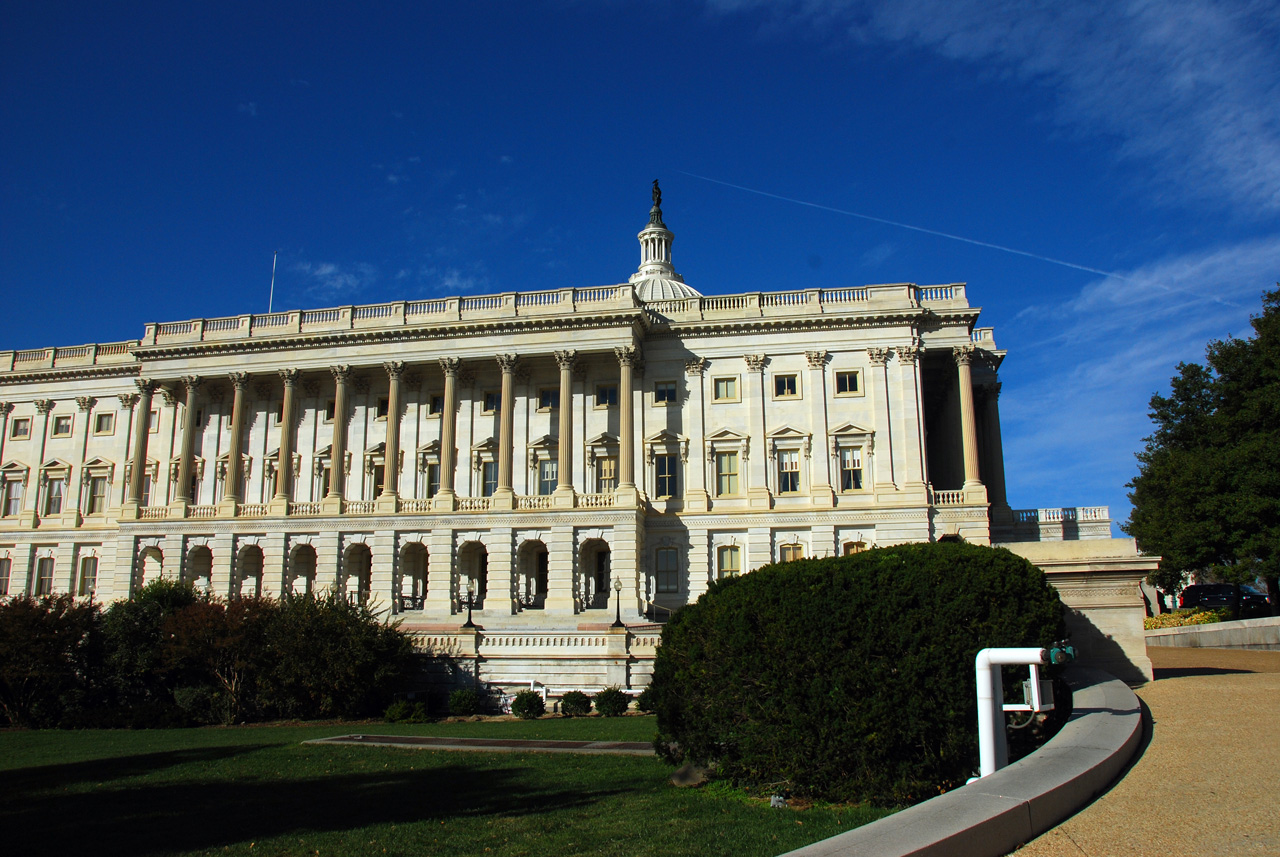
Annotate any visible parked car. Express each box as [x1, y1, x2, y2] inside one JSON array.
[[1179, 583, 1271, 618]]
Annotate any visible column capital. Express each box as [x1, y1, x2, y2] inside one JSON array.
[[229, 371, 251, 390], [898, 344, 922, 364], [554, 349, 578, 371], [615, 345, 641, 367], [439, 357, 461, 377], [805, 350, 828, 369], [0, 402, 11, 416], [496, 353, 519, 373], [743, 354, 766, 373], [384, 360, 406, 380], [866, 347, 892, 366], [117, 393, 139, 410], [34, 399, 55, 414], [181, 375, 203, 394], [135, 378, 158, 395], [159, 386, 179, 407], [75, 396, 97, 412], [684, 357, 707, 376], [953, 344, 976, 365], [278, 368, 301, 387]]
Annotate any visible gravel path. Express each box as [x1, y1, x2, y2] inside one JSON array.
[[1015, 646, 1280, 856]]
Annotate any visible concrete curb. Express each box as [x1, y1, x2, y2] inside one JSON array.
[[1145, 616, 1280, 650], [778, 666, 1143, 857]]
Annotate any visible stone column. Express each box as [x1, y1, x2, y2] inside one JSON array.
[[684, 358, 709, 511], [174, 376, 202, 508], [553, 350, 577, 507], [897, 343, 929, 497], [125, 379, 157, 515], [615, 346, 639, 504], [954, 346, 985, 497], [378, 361, 405, 512], [220, 373, 250, 512], [435, 358, 460, 510], [805, 350, 834, 507], [867, 348, 896, 493], [494, 354, 518, 508], [744, 354, 770, 508], [324, 365, 351, 513], [270, 369, 300, 512]]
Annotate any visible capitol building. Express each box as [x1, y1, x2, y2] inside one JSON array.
[[0, 188, 1156, 689]]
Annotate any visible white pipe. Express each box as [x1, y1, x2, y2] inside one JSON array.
[[975, 647, 1047, 778]]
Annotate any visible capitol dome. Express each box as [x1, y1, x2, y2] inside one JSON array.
[[627, 181, 701, 303]]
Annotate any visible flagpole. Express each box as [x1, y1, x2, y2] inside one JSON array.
[[268, 250, 278, 313]]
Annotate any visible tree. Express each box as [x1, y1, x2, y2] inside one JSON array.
[[0, 595, 103, 727], [1125, 287, 1280, 614]]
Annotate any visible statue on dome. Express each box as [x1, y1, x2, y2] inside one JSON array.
[[652, 179, 661, 208]]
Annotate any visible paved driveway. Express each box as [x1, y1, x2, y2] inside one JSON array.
[[1015, 646, 1280, 856]]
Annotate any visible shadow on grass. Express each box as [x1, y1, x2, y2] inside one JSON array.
[[2, 749, 627, 856], [1152, 665, 1254, 679]]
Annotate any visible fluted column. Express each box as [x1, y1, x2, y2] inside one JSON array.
[[223, 373, 250, 507], [273, 369, 300, 506], [378, 361, 405, 511], [954, 346, 984, 492], [897, 343, 928, 494], [495, 354, 518, 506], [174, 376, 202, 506], [805, 350, 834, 507], [322, 366, 351, 512], [867, 348, 896, 493], [554, 350, 577, 506], [126, 379, 157, 510], [615, 347, 638, 498], [436, 358, 460, 509]]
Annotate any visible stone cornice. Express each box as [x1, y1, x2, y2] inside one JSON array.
[[0, 364, 142, 386]]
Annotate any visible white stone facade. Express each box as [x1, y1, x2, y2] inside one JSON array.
[[0, 194, 1155, 689]]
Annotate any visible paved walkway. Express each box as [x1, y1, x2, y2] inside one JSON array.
[[1015, 646, 1280, 856], [305, 734, 655, 755]]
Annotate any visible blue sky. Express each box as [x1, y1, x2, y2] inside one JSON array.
[[3, 1, 1279, 529]]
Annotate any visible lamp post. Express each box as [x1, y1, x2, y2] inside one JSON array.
[[461, 580, 477, 629], [611, 576, 624, 628]]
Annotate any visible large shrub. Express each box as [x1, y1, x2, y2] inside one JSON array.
[[560, 690, 591, 717], [510, 689, 545, 719], [649, 542, 1065, 805], [0, 595, 103, 727], [594, 686, 629, 717]]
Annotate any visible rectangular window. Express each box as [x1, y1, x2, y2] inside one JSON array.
[[319, 465, 332, 498], [425, 463, 441, 498], [773, 374, 799, 399], [43, 478, 65, 516], [51, 415, 73, 437], [376, 397, 390, 419], [656, 547, 679, 593], [0, 557, 9, 596], [716, 545, 740, 580], [3, 480, 22, 516], [94, 412, 115, 434], [596, 456, 617, 493], [538, 459, 558, 495], [86, 476, 108, 515], [538, 388, 559, 410], [654, 380, 678, 405], [148, 409, 159, 432], [839, 448, 864, 492], [654, 454, 678, 499], [595, 385, 618, 408], [189, 473, 201, 505], [835, 370, 862, 396], [712, 377, 738, 402], [481, 461, 498, 497], [34, 557, 54, 596], [141, 474, 153, 507], [10, 418, 31, 439], [482, 391, 500, 414], [323, 400, 336, 423], [780, 543, 804, 562], [778, 449, 801, 494], [428, 394, 444, 416], [78, 556, 98, 597], [843, 540, 867, 555], [715, 451, 739, 497]]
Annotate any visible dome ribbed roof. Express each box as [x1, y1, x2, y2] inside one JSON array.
[[632, 275, 702, 302]]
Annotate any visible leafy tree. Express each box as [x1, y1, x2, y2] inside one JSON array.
[[1125, 287, 1280, 614], [0, 594, 103, 727]]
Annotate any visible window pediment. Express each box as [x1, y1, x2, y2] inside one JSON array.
[[830, 422, 875, 454], [766, 425, 812, 459], [645, 430, 688, 463]]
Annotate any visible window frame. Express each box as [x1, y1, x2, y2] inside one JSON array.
[[834, 369, 864, 397], [594, 384, 618, 409], [779, 543, 804, 562], [595, 455, 618, 493], [50, 415, 73, 437], [716, 544, 740, 580], [655, 546, 680, 593], [34, 556, 54, 596], [482, 391, 500, 415], [93, 412, 115, 435], [777, 448, 802, 494], [715, 451, 739, 497], [712, 376, 740, 403], [537, 458, 558, 496], [0, 556, 10, 596], [839, 446, 865, 492], [10, 417, 31, 440], [537, 388, 559, 411], [772, 373, 800, 400], [653, 380, 678, 406], [654, 453, 678, 499], [78, 555, 98, 597]]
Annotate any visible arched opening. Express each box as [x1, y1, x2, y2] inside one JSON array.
[[579, 539, 612, 610], [457, 541, 488, 611], [400, 542, 427, 611], [185, 545, 213, 591], [137, 546, 163, 592], [343, 542, 373, 606], [235, 544, 264, 599], [843, 540, 867, 556], [516, 540, 549, 610], [289, 543, 317, 596]]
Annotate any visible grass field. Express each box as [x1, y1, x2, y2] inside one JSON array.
[[1, 716, 893, 857]]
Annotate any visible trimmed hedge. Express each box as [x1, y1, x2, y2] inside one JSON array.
[[649, 542, 1065, 805], [594, 686, 629, 717], [511, 689, 546, 719], [560, 690, 591, 717]]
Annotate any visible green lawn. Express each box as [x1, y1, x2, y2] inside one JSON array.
[[1, 717, 892, 857]]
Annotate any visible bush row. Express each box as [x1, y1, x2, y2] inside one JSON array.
[[1143, 607, 1232, 629], [0, 580, 417, 728]]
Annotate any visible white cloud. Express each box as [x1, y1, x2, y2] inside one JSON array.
[[705, 0, 1280, 215], [997, 235, 1280, 516], [292, 260, 379, 300]]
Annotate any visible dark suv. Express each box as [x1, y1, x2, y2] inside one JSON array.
[[1179, 584, 1272, 618]]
